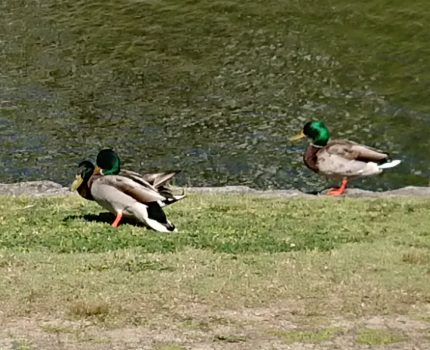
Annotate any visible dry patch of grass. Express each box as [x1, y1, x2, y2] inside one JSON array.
[[271, 328, 342, 344], [68, 300, 111, 320], [9, 339, 33, 350], [402, 249, 430, 266], [40, 324, 76, 335], [214, 334, 247, 343], [156, 344, 186, 350]]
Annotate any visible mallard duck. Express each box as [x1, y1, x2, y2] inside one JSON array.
[[290, 121, 401, 196], [71, 149, 185, 232]]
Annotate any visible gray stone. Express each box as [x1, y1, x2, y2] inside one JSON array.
[[0, 181, 71, 197], [1, 181, 430, 198]]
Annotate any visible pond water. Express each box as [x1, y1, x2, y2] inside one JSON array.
[[1, 0, 429, 191]]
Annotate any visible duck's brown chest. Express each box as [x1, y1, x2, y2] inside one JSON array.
[[77, 184, 94, 201], [303, 144, 320, 173]]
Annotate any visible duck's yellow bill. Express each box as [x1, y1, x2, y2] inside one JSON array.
[[71, 175, 84, 191], [289, 131, 306, 141], [94, 165, 103, 175]]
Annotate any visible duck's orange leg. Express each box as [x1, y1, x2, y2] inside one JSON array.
[[112, 211, 123, 228], [327, 178, 348, 196]]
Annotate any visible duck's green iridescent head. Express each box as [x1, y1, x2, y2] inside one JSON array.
[[290, 120, 330, 146], [96, 149, 121, 175], [303, 121, 330, 146]]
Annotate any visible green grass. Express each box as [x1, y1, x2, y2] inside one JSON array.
[[2, 193, 430, 254], [357, 328, 406, 345], [0, 193, 429, 347]]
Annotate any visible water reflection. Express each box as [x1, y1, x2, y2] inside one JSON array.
[[1, 0, 429, 190]]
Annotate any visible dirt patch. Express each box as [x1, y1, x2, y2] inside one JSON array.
[[1, 305, 429, 350]]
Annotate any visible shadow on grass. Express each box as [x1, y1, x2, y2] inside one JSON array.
[[63, 213, 146, 227]]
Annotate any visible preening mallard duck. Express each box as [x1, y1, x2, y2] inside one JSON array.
[[95, 149, 184, 205], [290, 121, 401, 196], [71, 149, 185, 232]]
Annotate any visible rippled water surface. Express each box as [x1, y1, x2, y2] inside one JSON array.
[[1, 0, 429, 191]]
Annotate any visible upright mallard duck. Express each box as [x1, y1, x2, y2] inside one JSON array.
[[290, 121, 401, 196], [71, 149, 185, 232]]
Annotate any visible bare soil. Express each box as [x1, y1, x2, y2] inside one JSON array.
[[1, 305, 429, 349]]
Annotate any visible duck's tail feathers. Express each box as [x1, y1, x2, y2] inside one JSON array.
[[378, 159, 401, 170], [165, 194, 186, 204], [158, 190, 186, 207], [144, 202, 177, 233]]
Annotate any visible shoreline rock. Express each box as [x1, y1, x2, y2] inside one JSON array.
[[0, 181, 71, 197], [1, 181, 430, 198]]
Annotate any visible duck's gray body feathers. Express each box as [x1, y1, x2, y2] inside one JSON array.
[[87, 171, 184, 232], [304, 139, 398, 180]]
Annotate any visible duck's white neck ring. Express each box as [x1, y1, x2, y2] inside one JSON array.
[[311, 143, 324, 149]]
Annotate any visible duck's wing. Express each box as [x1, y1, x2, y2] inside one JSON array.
[[93, 175, 166, 203], [140, 170, 183, 200], [118, 170, 157, 189], [325, 139, 389, 162], [141, 170, 181, 188], [317, 140, 388, 177], [120, 169, 185, 203], [120, 170, 180, 188]]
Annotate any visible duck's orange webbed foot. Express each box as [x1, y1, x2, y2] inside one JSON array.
[[112, 211, 123, 228], [327, 178, 348, 196]]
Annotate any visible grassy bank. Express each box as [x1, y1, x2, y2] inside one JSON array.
[[0, 193, 429, 349]]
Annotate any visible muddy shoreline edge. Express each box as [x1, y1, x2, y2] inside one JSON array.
[[1, 180, 430, 198]]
